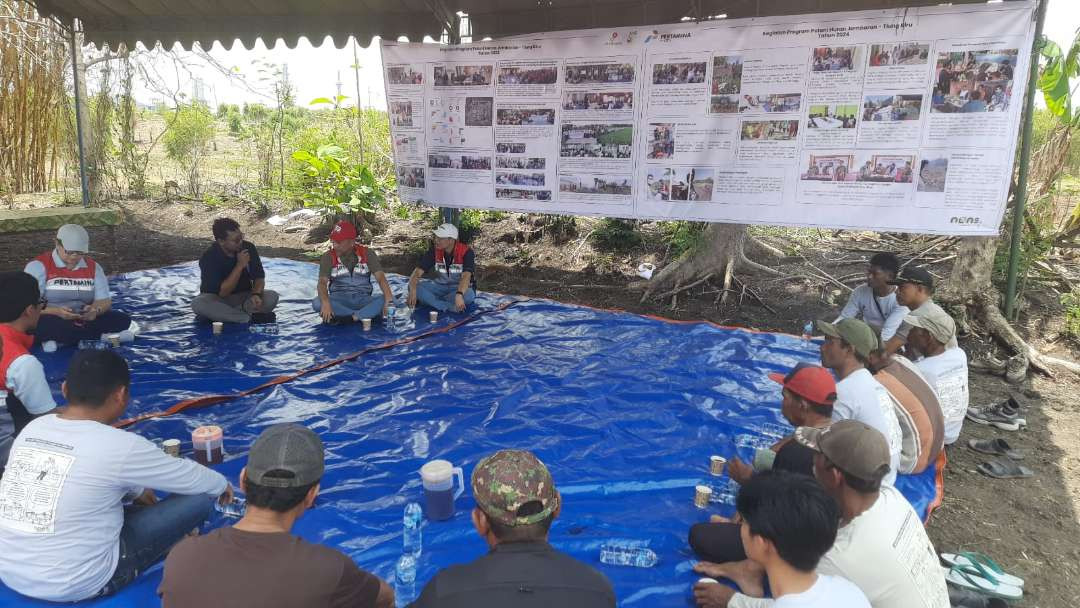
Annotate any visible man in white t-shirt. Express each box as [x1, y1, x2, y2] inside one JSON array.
[[905, 309, 969, 445], [834, 253, 909, 342], [882, 265, 958, 357], [816, 318, 901, 486], [0, 350, 234, 602], [694, 421, 949, 608], [692, 470, 868, 608]]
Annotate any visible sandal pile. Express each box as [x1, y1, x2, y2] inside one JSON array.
[[942, 551, 1023, 603]]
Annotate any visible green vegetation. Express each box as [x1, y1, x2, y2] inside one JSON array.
[[659, 221, 708, 259], [163, 103, 216, 197], [590, 218, 641, 253], [1062, 290, 1080, 341], [291, 144, 387, 222]]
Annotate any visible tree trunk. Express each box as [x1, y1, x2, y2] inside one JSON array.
[[631, 223, 778, 301], [72, 35, 102, 202], [940, 236, 1049, 380]]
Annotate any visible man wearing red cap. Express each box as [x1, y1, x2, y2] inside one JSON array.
[[312, 221, 394, 324], [688, 363, 835, 565]]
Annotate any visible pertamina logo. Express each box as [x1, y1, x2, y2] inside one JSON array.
[[949, 216, 981, 225], [645, 30, 692, 44]]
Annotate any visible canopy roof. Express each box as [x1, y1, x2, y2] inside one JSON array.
[[29, 0, 998, 50]]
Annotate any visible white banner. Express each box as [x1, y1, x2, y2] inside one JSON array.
[[381, 2, 1036, 235]]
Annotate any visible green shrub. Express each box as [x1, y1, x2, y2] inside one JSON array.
[[163, 103, 215, 196], [1062, 290, 1080, 341], [659, 221, 708, 259], [291, 144, 388, 221], [458, 209, 485, 243], [590, 218, 641, 253]]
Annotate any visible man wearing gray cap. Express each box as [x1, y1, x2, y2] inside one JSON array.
[[160, 424, 393, 608], [23, 224, 132, 347], [412, 449, 615, 607], [815, 318, 902, 486], [695, 421, 949, 608], [406, 223, 477, 313], [906, 310, 969, 445]]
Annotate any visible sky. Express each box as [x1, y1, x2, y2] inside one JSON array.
[[127, 1, 1080, 111]]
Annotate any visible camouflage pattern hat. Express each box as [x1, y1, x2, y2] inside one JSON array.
[[471, 449, 560, 527]]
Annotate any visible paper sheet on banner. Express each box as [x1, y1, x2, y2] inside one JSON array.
[[0, 446, 74, 534], [381, 2, 1036, 235]]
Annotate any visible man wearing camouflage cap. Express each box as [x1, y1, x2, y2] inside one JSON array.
[[905, 309, 969, 445], [815, 318, 902, 486], [412, 449, 615, 607]]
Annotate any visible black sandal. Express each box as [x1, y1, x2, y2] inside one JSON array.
[[967, 438, 1023, 460]]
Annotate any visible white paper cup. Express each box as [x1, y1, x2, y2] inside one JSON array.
[[694, 485, 712, 508], [162, 439, 181, 457], [429, 311, 439, 323], [710, 455, 727, 476], [212, 322, 223, 335], [361, 318, 372, 331]]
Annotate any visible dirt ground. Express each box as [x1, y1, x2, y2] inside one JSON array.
[[2, 197, 1079, 607]]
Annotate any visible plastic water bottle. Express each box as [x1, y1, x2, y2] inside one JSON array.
[[403, 502, 423, 557], [249, 323, 279, 335], [214, 498, 246, 518], [77, 339, 110, 350], [802, 321, 814, 338], [599, 543, 658, 568], [395, 554, 417, 607]]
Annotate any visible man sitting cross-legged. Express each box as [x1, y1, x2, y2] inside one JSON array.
[[692, 470, 869, 608], [692, 421, 949, 608], [311, 220, 394, 324], [159, 423, 393, 608], [0, 350, 231, 602], [689, 363, 835, 564], [412, 449, 615, 607]]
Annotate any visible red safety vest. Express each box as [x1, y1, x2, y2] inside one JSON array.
[[0, 324, 33, 395], [433, 242, 470, 280], [328, 244, 372, 295], [36, 250, 97, 304]]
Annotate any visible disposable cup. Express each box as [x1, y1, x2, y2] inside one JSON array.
[[429, 311, 439, 323], [362, 318, 372, 331], [162, 439, 181, 457], [694, 485, 712, 508], [709, 455, 727, 476], [212, 322, 224, 335]]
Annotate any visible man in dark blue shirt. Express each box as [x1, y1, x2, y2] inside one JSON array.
[[411, 450, 615, 608], [406, 224, 476, 313], [191, 218, 279, 323]]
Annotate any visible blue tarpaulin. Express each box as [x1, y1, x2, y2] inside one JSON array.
[[1, 259, 940, 607]]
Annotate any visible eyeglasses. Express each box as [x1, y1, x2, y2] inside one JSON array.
[[38, 297, 48, 309]]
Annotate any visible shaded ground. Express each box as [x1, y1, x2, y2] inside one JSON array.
[[1, 197, 1078, 607]]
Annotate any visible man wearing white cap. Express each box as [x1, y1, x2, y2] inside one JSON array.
[[23, 224, 131, 347], [407, 223, 477, 313]]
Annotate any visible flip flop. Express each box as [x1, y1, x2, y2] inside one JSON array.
[[941, 552, 1024, 588], [976, 459, 1033, 479], [945, 565, 1023, 600], [967, 438, 1023, 461]]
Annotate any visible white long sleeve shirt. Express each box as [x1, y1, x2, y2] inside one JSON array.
[[0, 415, 227, 601]]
